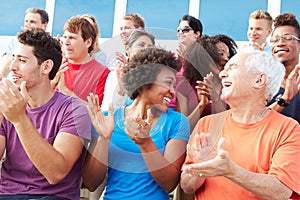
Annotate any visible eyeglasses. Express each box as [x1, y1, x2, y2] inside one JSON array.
[[270, 34, 300, 44], [177, 26, 193, 34]]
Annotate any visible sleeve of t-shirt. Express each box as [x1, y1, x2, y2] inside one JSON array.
[[59, 98, 91, 141], [268, 119, 300, 196], [169, 111, 190, 141], [95, 68, 110, 106]]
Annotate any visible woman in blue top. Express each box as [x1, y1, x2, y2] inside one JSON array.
[[82, 48, 190, 200]]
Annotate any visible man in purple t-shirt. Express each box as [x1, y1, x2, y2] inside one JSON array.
[[0, 28, 91, 200]]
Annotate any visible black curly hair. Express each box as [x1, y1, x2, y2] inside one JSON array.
[[273, 13, 300, 38], [123, 48, 181, 99], [17, 28, 62, 80]]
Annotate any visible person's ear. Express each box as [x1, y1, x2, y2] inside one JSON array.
[[42, 23, 48, 31], [85, 37, 93, 49], [254, 73, 268, 89], [41, 59, 54, 75], [267, 28, 273, 36], [194, 31, 201, 38]]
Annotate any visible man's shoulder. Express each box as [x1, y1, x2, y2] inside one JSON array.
[[87, 59, 110, 73], [54, 91, 86, 108]]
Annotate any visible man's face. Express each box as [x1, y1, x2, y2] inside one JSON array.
[[247, 18, 272, 46], [177, 20, 198, 46], [120, 19, 136, 44], [271, 25, 300, 66], [62, 30, 91, 63], [23, 13, 47, 31], [219, 53, 257, 103], [10, 43, 42, 89]]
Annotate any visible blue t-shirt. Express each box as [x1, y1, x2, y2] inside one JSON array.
[[268, 87, 300, 124], [93, 106, 190, 200]]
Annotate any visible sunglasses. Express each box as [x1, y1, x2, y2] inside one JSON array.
[[177, 26, 193, 34]]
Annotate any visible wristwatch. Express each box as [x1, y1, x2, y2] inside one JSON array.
[[275, 94, 289, 107]]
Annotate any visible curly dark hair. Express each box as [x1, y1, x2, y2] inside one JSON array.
[[181, 39, 215, 83], [123, 48, 181, 99], [181, 34, 237, 84], [17, 28, 62, 80], [211, 34, 237, 66], [273, 13, 300, 38]]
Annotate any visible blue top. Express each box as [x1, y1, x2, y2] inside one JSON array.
[[268, 87, 300, 124], [94, 106, 190, 200]]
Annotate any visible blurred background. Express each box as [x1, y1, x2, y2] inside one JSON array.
[[0, 0, 299, 54]]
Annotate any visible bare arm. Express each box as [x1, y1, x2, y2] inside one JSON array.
[[183, 134, 293, 200], [176, 88, 208, 130], [269, 65, 300, 111], [227, 163, 292, 200], [139, 138, 187, 193], [0, 135, 6, 161], [15, 121, 83, 185], [82, 94, 114, 191], [180, 123, 212, 194], [82, 136, 110, 191], [126, 110, 188, 193], [0, 80, 85, 185]]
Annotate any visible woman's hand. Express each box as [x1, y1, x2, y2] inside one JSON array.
[[125, 108, 153, 145], [87, 93, 114, 139]]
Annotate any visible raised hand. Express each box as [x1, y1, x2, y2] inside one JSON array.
[[187, 132, 217, 164], [183, 136, 230, 177], [87, 93, 114, 139], [0, 79, 29, 123], [115, 51, 128, 65], [251, 42, 266, 51], [284, 64, 300, 101], [125, 108, 153, 144], [116, 62, 127, 96], [51, 58, 69, 89]]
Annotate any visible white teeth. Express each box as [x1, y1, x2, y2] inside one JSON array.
[[164, 97, 171, 103]]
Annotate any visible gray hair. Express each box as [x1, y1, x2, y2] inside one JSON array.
[[244, 48, 285, 100]]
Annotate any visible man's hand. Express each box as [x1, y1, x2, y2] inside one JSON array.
[[282, 64, 300, 102], [251, 42, 266, 51], [0, 79, 29, 124], [51, 59, 68, 88], [183, 136, 230, 177]]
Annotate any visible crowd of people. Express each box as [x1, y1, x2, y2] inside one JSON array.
[[0, 7, 299, 200]]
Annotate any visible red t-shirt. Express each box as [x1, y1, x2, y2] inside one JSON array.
[[64, 59, 110, 105]]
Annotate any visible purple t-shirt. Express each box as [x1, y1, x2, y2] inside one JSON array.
[[0, 91, 91, 200]]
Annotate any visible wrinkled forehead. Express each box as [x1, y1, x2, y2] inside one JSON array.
[[227, 52, 248, 65]]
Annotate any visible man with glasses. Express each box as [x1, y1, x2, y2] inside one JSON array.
[[268, 13, 300, 123]]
